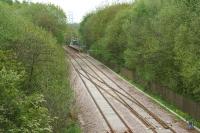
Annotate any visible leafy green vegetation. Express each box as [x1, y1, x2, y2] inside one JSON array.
[[80, 0, 200, 103], [18, 3, 68, 44], [0, 1, 80, 132], [80, 0, 200, 126], [79, 4, 130, 50]]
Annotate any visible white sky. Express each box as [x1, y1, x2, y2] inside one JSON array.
[[21, 0, 133, 23]]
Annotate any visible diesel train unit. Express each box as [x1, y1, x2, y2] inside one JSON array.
[[69, 38, 84, 52]]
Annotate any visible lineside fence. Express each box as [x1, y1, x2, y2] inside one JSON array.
[[120, 68, 200, 120]]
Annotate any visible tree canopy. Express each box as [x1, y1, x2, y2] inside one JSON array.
[[0, 1, 80, 132], [79, 0, 200, 102]]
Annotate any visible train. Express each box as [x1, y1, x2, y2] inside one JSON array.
[[68, 39, 83, 52]]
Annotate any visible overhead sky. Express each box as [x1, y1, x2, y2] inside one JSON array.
[[21, 0, 133, 23]]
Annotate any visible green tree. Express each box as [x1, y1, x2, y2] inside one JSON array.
[[0, 51, 52, 132], [79, 0, 200, 102], [0, 2, 79, 132], [0, 0, 13, 4], [19, 3, 68, 44]]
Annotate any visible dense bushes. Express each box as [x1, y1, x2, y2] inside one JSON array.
[[79, 4, 130, 50], [0, 1, 78, 132], [0, 50, 51, 132], [18, 3, 68, 44], [80, 0, 200, 102]]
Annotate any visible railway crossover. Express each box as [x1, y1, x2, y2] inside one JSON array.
[[65, 46, 199, 133]]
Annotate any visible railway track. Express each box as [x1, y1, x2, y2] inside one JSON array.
[[66, 46, 177, 133], [72, 54, 157, 132], [67, 48, 133, 133], [77, 53, 177, 133]]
